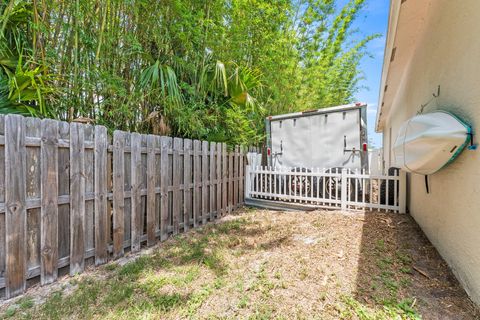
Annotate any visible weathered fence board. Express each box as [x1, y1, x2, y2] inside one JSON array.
[[222, 143, 228, 217], [5, 115, 27, 298], [172, 138, 182, 235], [209, 142, 216, 220], [0, 114, 247, 298], [0, 117, 5, 281], [160, 136, 170, 240], [183, 139, 192, 232], [216, 143, 222, 218], [69, 123, 85, 275], [228, 149, 234, 214], [112, 131, 125, 258], [130, 133, 142, 252], [25, 118, 41, 283], [84, 125, 95, 259], [234, 146, 239, 209], [146, 135, 156, 245], [94, 126, 108, 265], [193, 140, 201, 227], [201, 141, 208, 225], [58, 122, 70, 263], [239, 146, 244, 205]]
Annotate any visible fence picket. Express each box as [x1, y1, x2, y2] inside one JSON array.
[[146, 135, 156, 245], [172, 138, 182, 235], [25, 118, 41, 284], [131, 133, 142, 252], [5, 115, 27, 298], [201, 141, 208, 224], [193, 140, 201, 226], [216, 143, 222, 218], [183, 139, 192, 231], [112, 131, 125, 258], [246, 167, 404, 212], [84, 125, 95, 259], [160, 136, 170, 240], [209, 142, 216, 220], [0, 113, 247, 295], [40, 119, 59, 284], [0, 116, 4, 282], [222, 143, 228, 216], [234, 146, 239, 207], [94, 126, 108, 265], [228, 149, 233, 213], [239, 147, 244, 205], [69, 123, 85, 274]]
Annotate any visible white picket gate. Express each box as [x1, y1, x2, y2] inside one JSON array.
[[244, 166, 406, 213]]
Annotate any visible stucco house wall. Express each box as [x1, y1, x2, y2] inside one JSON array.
[[378, 0, 480, 305]]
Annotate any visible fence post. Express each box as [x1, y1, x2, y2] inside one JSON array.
[[341, 169, 347, 211], [245, 165, 251, 200], [399, 170, 407, 213]]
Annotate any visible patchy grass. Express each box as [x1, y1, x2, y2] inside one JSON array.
[[2, 210, 478, 319]]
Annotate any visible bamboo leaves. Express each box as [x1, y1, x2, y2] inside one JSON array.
[[140, 61, 182, 107], [0, 0, 377, 145]]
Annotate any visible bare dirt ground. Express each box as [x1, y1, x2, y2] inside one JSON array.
[[2, 208, 479, 319]]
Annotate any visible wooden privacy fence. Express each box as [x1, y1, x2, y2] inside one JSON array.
[[0, 114, 246, 298], [245, 166, 406, 213]]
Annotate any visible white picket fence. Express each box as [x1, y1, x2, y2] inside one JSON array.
[[244, 166, 406, 212]]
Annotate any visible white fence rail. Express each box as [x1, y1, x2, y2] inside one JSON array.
[[245, 166, 406, 212]]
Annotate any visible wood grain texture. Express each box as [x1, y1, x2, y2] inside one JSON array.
[[172, 138, 182, 235], [25, 118, 41, 280], [40, 119, 59, 284], [5, 115, 27, 298], [94, 126, 108, 265], [201, 141, 208, 224], [227, 151, 235, 214], [193, 140, 201, 227], [209, 142, 215, 220], [146, 135, 156, 246], [216, 143, 222, 219], [57, 122, 70, 261], [234, 146, 239, 208], [112, 131, 125, 258], [130, 133, 142, 252], [160, 136, 170, 241], [222, 143, 228, 217], [154, 135, 161, 235], [239, 146, 244, 205], [0, 115, 250, 292], [84, 125, 95, 256], [69, 123, 85, 274], [183, 139, 192, 232], [0, 116, 5, 279]]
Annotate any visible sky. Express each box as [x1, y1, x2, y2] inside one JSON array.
[[340, 0, 390, 148]]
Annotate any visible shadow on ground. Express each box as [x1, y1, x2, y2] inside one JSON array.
[[3, 208, 480, 319], [355, 211, 479, 319]]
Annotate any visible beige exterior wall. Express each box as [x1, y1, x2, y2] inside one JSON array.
[[381, 0, 480, 305]]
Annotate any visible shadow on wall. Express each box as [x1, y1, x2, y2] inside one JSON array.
[[354, 211, 478, 319]]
